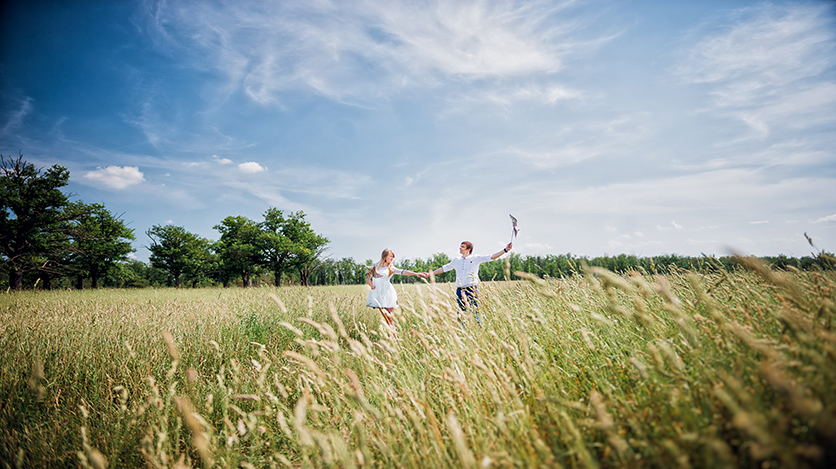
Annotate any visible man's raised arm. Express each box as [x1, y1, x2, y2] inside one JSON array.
[[490, 242, 513, 260]]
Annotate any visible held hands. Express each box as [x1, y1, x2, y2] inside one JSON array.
[[418, 272, 430, 279], [506, 242, 513, 252]]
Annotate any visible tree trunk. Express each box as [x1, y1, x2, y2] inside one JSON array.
[[175, 273, 182, 288], [91, 269, 99, 289], [10, 268, 23, 291], [300, 268, 309, 287], [274, 271, 282, 287], [76, 274, 84, 290], [42, 274, 52, 290]]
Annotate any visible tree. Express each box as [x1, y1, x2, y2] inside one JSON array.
[[102, 260, 152, 288], [260, 208, 295, 286], [281, 211, 329, 286], [64, 201, 136, 288], [214, 216, 262, 287], [146, 224, 210, 288], [0, 153, 75, 290], [260, 209, 329, 286], [428, 252, 453, 282]]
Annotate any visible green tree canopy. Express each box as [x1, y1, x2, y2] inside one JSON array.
[[260, 208, 329, 286], [282, 211, 329, 286], [260, 208, 295, 287], [0, 153, 74, 290], [146, 224, 210, 288], [214, 215, 262, 287], [64, 201, 136, 288]]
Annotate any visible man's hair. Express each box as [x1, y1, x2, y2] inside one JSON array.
[[461, 241, 473, 254]]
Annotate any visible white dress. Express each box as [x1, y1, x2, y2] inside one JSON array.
[[366, 263, 401, 309]]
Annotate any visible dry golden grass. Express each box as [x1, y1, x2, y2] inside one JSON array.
[[1, 262, 835, 468]]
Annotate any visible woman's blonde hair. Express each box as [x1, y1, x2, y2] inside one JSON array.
[[367, 249, 395, 278]]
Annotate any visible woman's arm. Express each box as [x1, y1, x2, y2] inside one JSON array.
[[366, 267, 376, 289]]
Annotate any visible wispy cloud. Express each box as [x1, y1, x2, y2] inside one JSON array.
[[143, 0, 589, 106], [522, 168, 836, 218], [83, 166, 146, 189], [126, 101, 166, 148], [814, 214, 836, 223], [1, 96, 32, 135], [677, 3, 836, 137], [482, 111, 655, 169]]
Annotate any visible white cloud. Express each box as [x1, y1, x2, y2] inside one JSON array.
[[238, 162, 266, 173], [656, 222, 683, 231], [814, 214, 836, 223], [749, 220, 769, 224], [212, 155, 233, 164], [83, 166, 145, 189]]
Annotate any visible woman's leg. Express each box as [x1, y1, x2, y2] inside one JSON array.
[[380, 308, 394, 326]]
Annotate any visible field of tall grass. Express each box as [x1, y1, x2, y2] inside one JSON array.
[[1, 258, 835, 468]]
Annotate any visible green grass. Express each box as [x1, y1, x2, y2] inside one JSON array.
[[1, 262, 835, 468]]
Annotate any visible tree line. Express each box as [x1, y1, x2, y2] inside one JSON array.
[[303, 250, 834, 286], [14, 249, 828, 290], [144, 208, 328, 288], [0, 154, 327, 290], [2, 153, 832, 290]]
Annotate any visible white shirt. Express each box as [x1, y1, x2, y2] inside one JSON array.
[[441, 253, 493, 288]]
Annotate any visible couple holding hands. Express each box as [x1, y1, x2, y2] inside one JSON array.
[[366, 240, 514, 327]]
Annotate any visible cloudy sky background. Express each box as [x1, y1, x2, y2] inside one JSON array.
[[2, 0, 835, 264]]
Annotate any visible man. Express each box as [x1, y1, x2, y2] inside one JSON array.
[[427, 240, 513, 325]]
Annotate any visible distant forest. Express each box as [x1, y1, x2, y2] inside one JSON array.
[[2, 153, 833, 290], [5, 249, 834, 291]]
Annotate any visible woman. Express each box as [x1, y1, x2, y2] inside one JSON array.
[[366, 249, 426, 327]]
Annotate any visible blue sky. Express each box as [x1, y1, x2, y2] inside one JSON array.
[[2, 0, 835, 264]]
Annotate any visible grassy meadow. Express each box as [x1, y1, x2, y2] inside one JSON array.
[[1, 259, 835, 468]]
